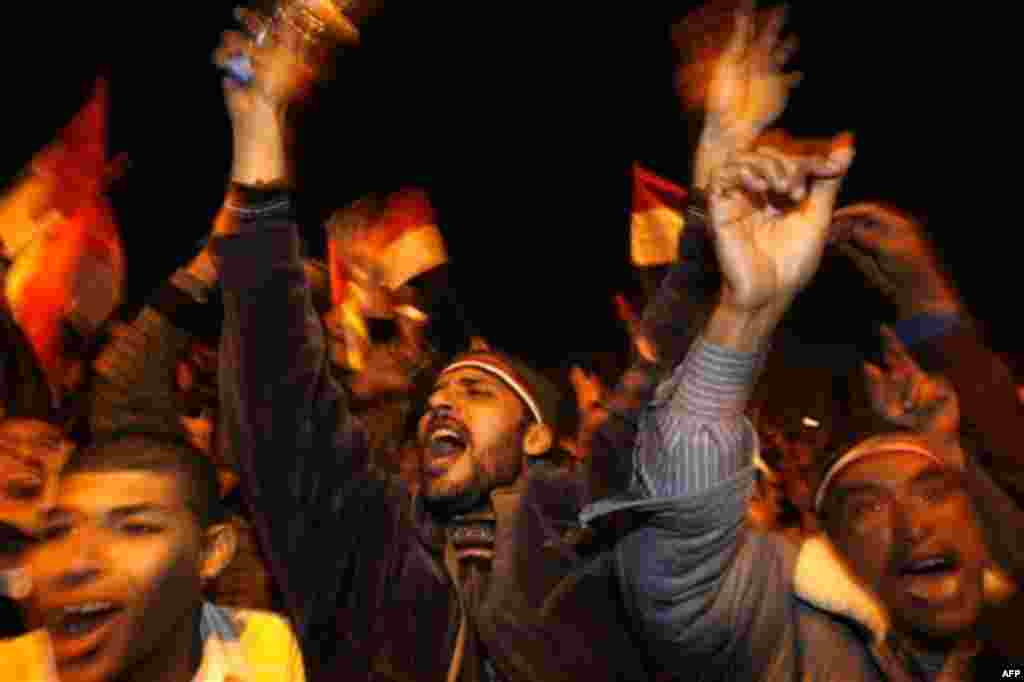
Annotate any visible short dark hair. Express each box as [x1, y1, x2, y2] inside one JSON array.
[[64, 430, 225, 528]]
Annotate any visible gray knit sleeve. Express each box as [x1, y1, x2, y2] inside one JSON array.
[[635, 338, 760, 498], [581, 337, 760, 524]]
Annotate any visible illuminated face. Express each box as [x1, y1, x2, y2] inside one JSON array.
[[824, 451, 986, 646], [23, 470, 224, 682], [0, 419, 73, 535], [416, 367, 529, 513]]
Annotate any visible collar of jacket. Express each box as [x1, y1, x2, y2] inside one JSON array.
[[793, 534, 891, 644], [413, 482, 524, 560]]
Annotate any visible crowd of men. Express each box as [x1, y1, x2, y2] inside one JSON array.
[[1, 1, 1021, 680]]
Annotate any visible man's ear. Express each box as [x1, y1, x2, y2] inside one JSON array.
[[522, 422, 554, 457], [200, 522, 238, 585]]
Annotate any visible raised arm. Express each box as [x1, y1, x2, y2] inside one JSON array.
[[834, 202, 1024, 504], [589, 134, 853, 673], [584, 211, 718, 504], [678, 1, 802, 190], [588, 0, 801, 502], [209, 21, 408, 660], [88, 245, 217, 436]]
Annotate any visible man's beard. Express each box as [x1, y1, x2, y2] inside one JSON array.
[[421, 451, 489, 516], [420, 423, 526, 517]]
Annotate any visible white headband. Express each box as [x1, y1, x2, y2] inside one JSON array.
[[814, 436, 947, 514], [441, 360, 544, 425]]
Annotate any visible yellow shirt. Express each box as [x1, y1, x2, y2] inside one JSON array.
[[0, 629, 57, 682], [193, 603, 306, 682], [0, 604, 304, 682]]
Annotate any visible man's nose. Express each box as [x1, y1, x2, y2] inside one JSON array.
[[427, 386, 455, 411], [895, 497, 938, 546], [53, 529, 104, 591], [36, 479, 60, 519]]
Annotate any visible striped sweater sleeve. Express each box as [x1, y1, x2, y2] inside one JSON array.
[[634, 337, 761, 498]]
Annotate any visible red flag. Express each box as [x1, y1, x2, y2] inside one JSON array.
[[1, 78, 124, 385], [630, 163, 689, 267], [324, 188, 443, 369], [326, 188, 445, 307]]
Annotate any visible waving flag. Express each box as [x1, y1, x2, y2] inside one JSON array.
[[325, 188, 444, 369], [630, 163, 689, 267], [1, 78, 124, 384]]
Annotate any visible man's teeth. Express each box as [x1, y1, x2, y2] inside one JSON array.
[[63, 602, 115, 616], [431, 429, 464, 444], [52, 602, 118, 634], [429, 427, 467, 459], [905, 557, 953, 574]]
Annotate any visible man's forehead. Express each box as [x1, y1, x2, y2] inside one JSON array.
[[54, 470, 188, 514], [435, 367, 506, 390], [0, 419, 67, 447]]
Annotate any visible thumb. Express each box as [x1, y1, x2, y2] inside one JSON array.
[[806, 132, 855, 220]]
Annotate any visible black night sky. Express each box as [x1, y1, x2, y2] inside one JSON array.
[[2, 1, 1013, 377]]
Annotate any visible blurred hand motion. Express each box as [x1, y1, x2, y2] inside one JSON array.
[[832, 202, 960, 319]]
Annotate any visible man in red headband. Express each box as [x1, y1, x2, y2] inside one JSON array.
[[205, 10, 671, 680]]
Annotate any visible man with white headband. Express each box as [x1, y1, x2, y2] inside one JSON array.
[[205, 0, 830, 677], [206, 7, 680, 679], [587, 134, 1024, 679]]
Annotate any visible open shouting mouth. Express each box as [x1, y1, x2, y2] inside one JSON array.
[[425, 417, 471, 475], [46, 600, 124, 663]]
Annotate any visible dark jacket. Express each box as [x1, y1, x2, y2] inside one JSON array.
[[211, 195, 652, 682]]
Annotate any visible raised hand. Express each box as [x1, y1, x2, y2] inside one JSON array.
[[215, 8, 320, 120], [706, 3, 800, 143], [212, 7, 340, 186], [678, 1, 802, 186], [831, 202, 960, 319], [864, 326, 960, 440], [705, 133, 854, 350]]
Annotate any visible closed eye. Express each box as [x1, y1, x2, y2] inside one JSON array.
[[119, 522, 164, 536], [915, 476, 955, 504], [5, 478, 42, 501], [38, 523, 71, 542], [843, 494, 887, 526]]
